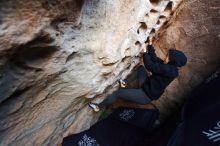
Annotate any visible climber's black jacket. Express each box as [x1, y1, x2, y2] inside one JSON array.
[[142, 45, 179, 100]]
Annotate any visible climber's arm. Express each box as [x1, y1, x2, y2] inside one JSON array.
[[147, 45, 157, 62], [143, 53, 177, 77], [147, 45, 163, 63]]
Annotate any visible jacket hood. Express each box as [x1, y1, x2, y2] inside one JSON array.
[[169, 49, 187, 67]]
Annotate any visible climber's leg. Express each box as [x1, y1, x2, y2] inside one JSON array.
[[124, 68, 139, 84], [98, 88, 151, 108], [136, 65, 149, 87], [124, 65, 148, 87]]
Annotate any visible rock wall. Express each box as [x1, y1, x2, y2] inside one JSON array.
[[0, 0, 219, 146], [0, 0, 182, 146]]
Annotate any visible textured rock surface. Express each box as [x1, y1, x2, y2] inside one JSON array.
[[0, 0, 219, 146]]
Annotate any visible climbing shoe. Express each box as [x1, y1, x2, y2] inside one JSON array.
[[119, 79, 126, 88], [88, 102, 100, 112]]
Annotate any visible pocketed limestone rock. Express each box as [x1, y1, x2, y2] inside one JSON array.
[[1, 0, 219, 146]]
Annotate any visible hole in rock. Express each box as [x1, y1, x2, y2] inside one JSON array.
[[9, 34, 58, 71], [149, 9, 160, 18], [8, 87, 32, 101], [122, 56, 131, 62], [66, 52, 77, 63], [145, 37, 150, 44], [159, 15, 166, 19], [0, 86, 32, 106], [16, 46, 57, 63], [32, 33, 54, 44], [150, 28, 156, 35], [170, 11, 174, 16], [10, 46, 58, 72], [164, 1, 173, 12], [135, 41, 141, 48], [150, 9, 159, 13], [159, 15, 166, 22], [149, 0, 161, 6], [137, 22, 147, 34], [162, 20, 170, 29], [156, 20, 160, 25]]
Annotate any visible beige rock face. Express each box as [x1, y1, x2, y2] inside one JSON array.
[[0, 0, 219, 146]]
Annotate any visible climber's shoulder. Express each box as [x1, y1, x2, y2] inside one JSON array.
[[162, 64, 179, 78]]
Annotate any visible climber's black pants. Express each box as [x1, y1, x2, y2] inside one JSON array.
[[99, 66, 151, 108]]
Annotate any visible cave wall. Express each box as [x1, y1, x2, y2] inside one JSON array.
[[0, 0, 219, 145], [0, 0, 183, 146]]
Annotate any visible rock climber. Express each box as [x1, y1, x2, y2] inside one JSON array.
[[89, 41, 187, 112]]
